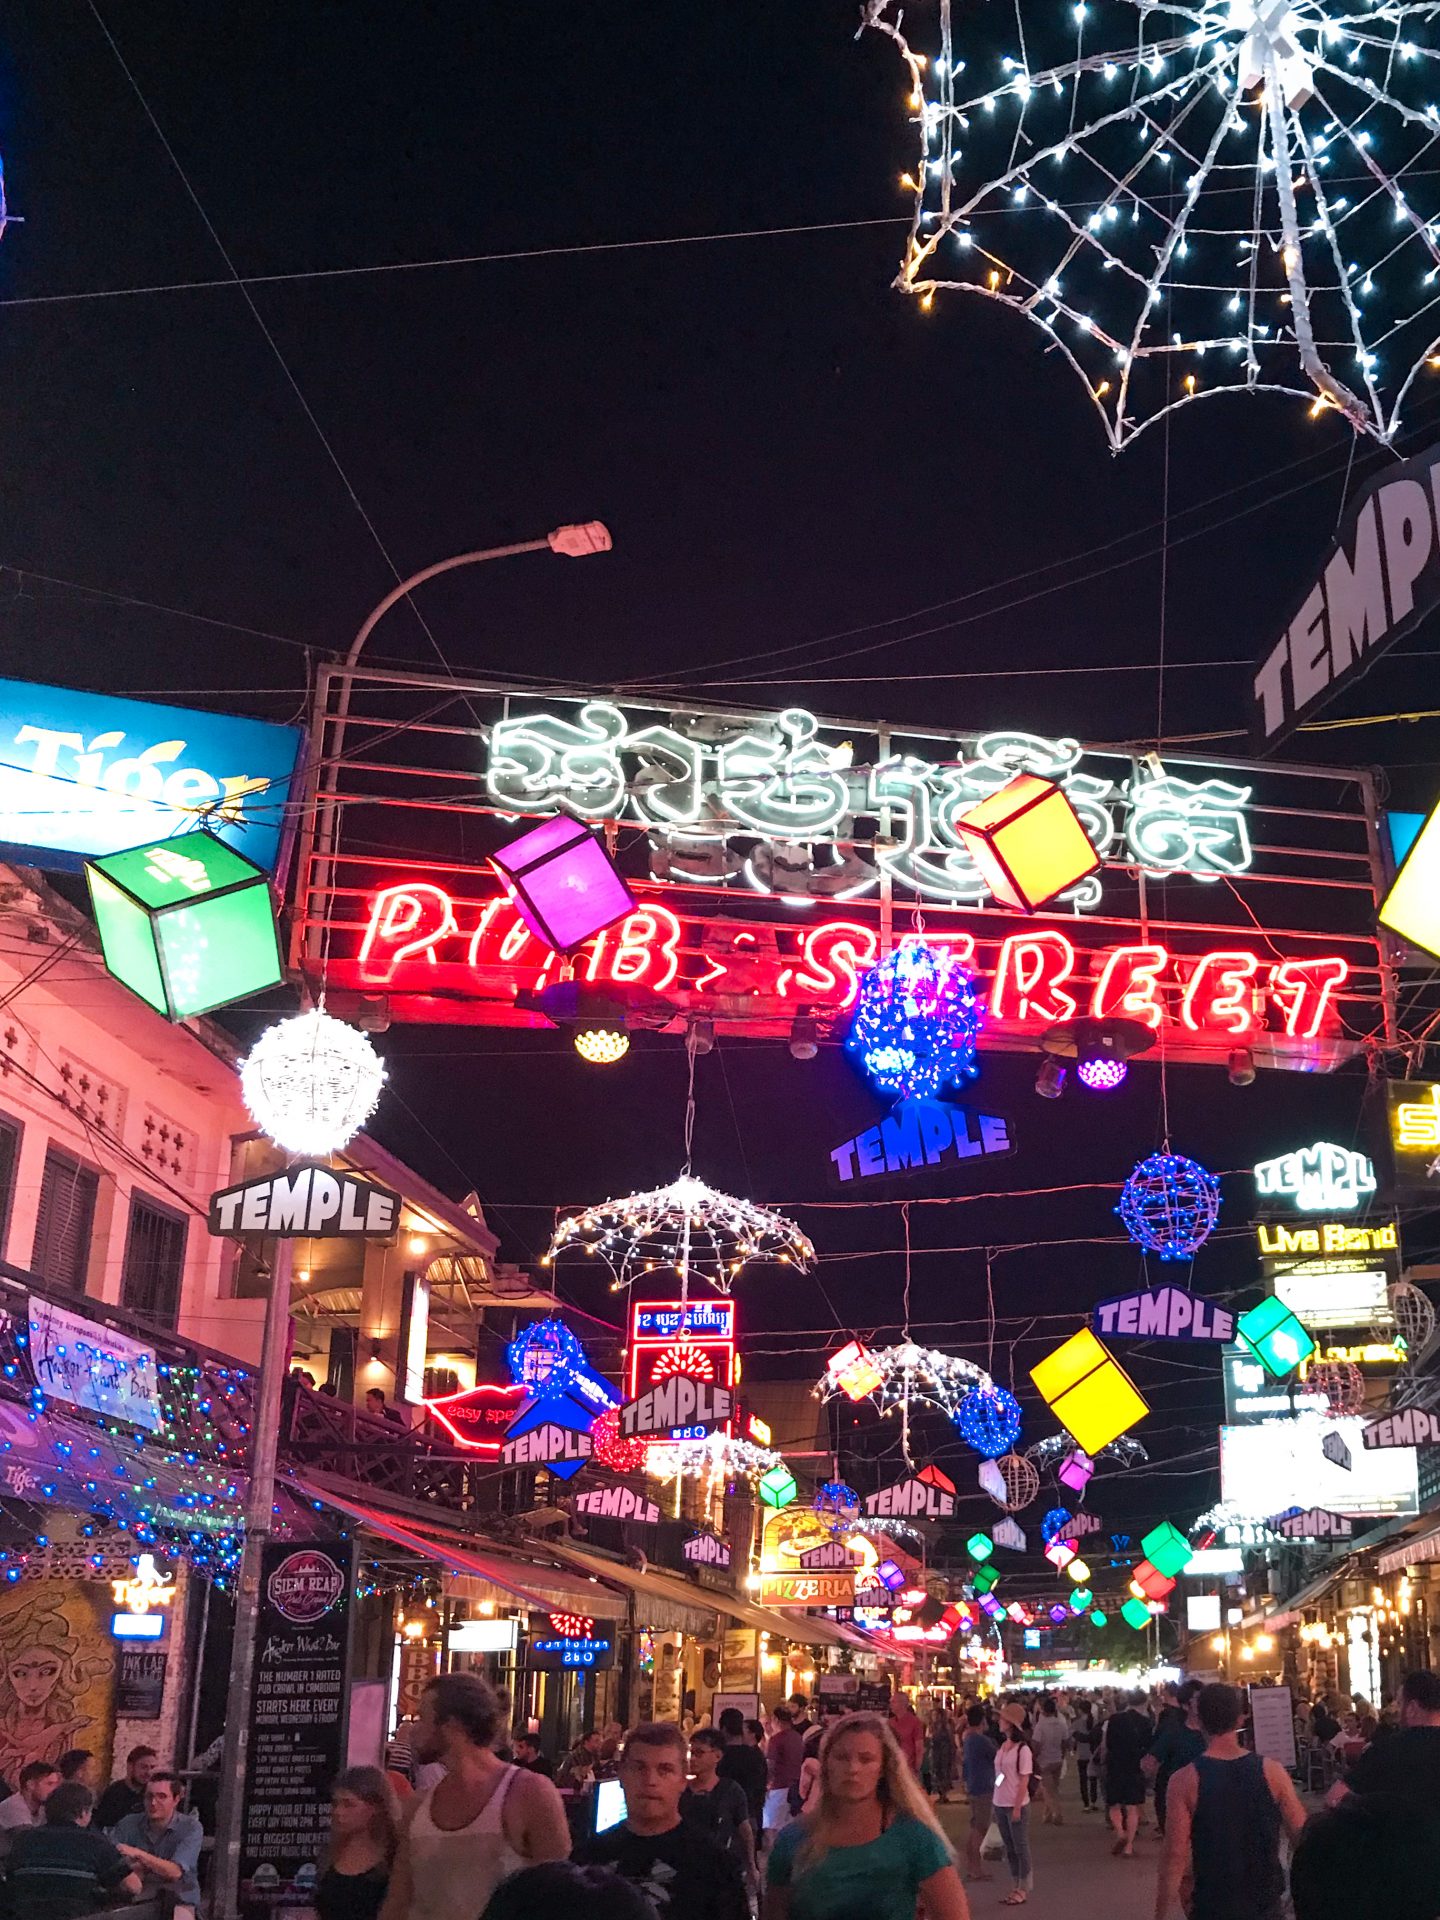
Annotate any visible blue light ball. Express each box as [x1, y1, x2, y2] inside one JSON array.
[[1117, 1152, 1220, 1260], [1041, 1507, 1073, 1544], [847, 939, 984, 1101], [814, 1480, 860, 1528], [955, 1385, 1022, 1458]]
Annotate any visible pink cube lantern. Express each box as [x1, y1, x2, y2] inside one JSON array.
[[490, 817, 635, 954], [1058, 1448, 1095, 1495]]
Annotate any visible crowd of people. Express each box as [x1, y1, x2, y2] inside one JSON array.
[[2, 1667, 1436, 1919]]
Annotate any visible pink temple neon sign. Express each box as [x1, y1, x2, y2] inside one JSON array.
[[349, 880, 1350, 1044]]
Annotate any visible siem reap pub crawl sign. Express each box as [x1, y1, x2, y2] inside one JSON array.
[[296, 678, 1389, 1070]]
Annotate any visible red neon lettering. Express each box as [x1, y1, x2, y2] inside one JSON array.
[[358, 884, 457, 982], [1180, 951, 1261, 1035], [610, 907, 682, 993], [990, 933, 1076, 1024], [465, 896, 506, 970], [783, 923, 879, 1007], [1269, 956, 1349, 1038], [1091, 944, 1168, 1028]]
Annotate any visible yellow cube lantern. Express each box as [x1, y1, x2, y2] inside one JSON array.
[[1380, 798, 1440, 961], [954, 773, 1102, 914], [1030, 1326, 1148, 1455]]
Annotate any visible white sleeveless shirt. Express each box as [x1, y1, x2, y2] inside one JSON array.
[[407, 1766, 528, 1920]]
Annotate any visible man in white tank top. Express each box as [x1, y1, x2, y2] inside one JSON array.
[[379, 1673, 570, 1920]]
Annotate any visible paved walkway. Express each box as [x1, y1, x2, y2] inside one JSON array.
[[936, 1777, 1164, 1920]]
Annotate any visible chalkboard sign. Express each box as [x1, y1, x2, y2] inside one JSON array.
[[856, 1680, 892, 1713], [117, 1648, 167, 1720], [239, 1541, 353, 1920]]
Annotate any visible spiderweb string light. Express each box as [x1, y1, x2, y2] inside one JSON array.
[[1027, 1432, 1149, 1469], [847, 938, 984, 1100], [865, 0, 1440, 445], [815, 1341, 996, 1420], [543, 1173, 813, 1295]]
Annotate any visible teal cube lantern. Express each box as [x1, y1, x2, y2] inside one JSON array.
[[1236, 1296, 1316, 1380], [85, 833, 282, 1021], [966, 1531, 995, 1563], [1140, 1520, 1194, 1580], [759, 1465, 798, 1509], [1121, 1596, 1152, 1630], [1089, 1608, 1108, 1628]]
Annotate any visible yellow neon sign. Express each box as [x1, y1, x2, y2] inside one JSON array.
[[1395, 1083, 1440, 1151], [111, 1554, 175, 1615]]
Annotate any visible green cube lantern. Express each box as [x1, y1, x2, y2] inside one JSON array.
[[758, 1465, 797, 1509], [1140, 1520, 1194, 1580], [966, 1531, 995, 1563], [971, 1563, 998, 1593], [1121, 1596, 1152, 1630], [85, 833, 282, 1021], [1089, 1608, 1108, 1628], [1070, 1587, 1093, 1610], [1235, 1296, 1316, 1380]]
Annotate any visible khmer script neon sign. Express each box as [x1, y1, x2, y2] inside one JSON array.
[[484, 705, 1252, 908]]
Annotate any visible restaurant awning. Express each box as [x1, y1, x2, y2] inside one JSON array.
[[1377, 1518, 1440, 1577], [1256, 1559, 1348, 1629], [292, 1479, 626, 1619]]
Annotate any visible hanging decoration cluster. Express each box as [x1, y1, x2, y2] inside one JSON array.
[[1118, 1152, 1221, 1259], [847, 939, 984, 1100], [543, 1173, 814, 1294], [955, 1385, 1024, 1457], [817, 1342, 996, 1421], [864, 0, 1440, 447], [240, 1008, 386, 1156]]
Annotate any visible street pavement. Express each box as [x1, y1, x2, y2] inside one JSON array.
[[935, 1779, 1166, 1920]]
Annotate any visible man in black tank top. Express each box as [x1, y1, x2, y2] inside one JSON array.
[[1154, 1683, 1307, 1920]]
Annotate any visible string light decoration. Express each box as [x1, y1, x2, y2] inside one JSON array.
[[865, 0, 1440, 446], [995, 1451, 1041, 1510], [574, 1027, 629, 1065], [1118, 1152, 1221, 1259], [240, 1008, 385, 1156], [1305, 1357, 1366, 1415], [1028, 1432, 1149, 1469], [544, 1174, 813, 1295], [1376, 1279, 1435, 1353], [590, 1406, 650, 1475], [815, 1480, 862, 1528], [643, 1429, 783, 1494], [816, 1342, 996, 1421], [652, 1341, 715, 1382], [1041, 1506, 1075, 1543], [955, 1385, 1024, 1457], [846, 939, 984, 1100]]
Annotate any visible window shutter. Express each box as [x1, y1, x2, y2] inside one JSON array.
[[32, 1148, 98, 1294], [0, 1114, 20, 1259], [121, 1195, 188, 1329]]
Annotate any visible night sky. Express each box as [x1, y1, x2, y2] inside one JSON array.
[[3, 2, 1437, 1542]]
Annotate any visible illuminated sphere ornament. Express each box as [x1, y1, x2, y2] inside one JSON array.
[[996, 1452, 1040, 1511], [1118, 1153, 1221, 1260], [955, 1385, 1023, 1458], [847, 938, 983, 1100], [814, 1481, 861, 1529], [866, 0, 1440, 447], [1041, 1507, 1074, 1545], [590, 1407, 649, 1476], [574, 1027, 629, 1065], [1377, 1280, 1436, 1355], [240, 1008, 385, 1156], [1077, 1056, 1127, 1092], [1306, 1359, 1365, 1418], [507, 1319, 589, 1397]]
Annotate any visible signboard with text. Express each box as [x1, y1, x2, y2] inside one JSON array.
[[1387, 1081, 1440, 1197], [208, 1163, 400, 1239], [27, 1298, 160, 1432], [296, 674, 1387, 1069], [626, 1300, 736, 1440]]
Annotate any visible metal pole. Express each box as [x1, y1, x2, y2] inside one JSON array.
[[211, 1238, 294, 1920]]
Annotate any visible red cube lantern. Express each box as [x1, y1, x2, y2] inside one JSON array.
[[1133, 1558, 1176, 1601], [490, 817, 635, 953], [954, 773, 1101, 913]]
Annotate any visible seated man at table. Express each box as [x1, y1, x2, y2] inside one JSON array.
[[6, 1784, 142, 1920], [109, 1773, 203, 1915]]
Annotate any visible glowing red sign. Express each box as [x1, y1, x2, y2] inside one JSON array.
[[628, 1301, 737, 1418], [347, 880, 1350, 1050], [422, 1382, 527, 1454]]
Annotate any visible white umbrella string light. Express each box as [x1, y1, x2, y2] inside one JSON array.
[[865, 0, 1440, 447], [817, 1341, 998, 1468]]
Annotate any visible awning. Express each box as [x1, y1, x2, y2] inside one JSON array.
[[1256, 1559, 1348, 1628], [1378, 1521, 1440, 1577], [539, 1537, 861, 1652], [292, 1479, 625, 1619]]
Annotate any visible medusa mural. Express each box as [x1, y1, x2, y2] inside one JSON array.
[[0, 1585, 116, 1788]]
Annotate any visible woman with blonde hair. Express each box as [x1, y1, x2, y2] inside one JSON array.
[[764, 1711, 969, 1919], [317, 1767, 400, 1920]]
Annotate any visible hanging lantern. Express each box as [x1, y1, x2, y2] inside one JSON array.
[[1306, 1360, 1365, 1418], [1057, 1448, 1095, 1495], [846, 939, 984, 1100], [1117, 1153, 1221, 1260], [240, 1008, 385, 1156], [1140, 1520, 1194, 1579], [814, 1481, 861, 1530], [1235, 1297, 1316, 1380], [995, 1452, 1040, 1511], [1121, 1597, 1152, 1630], [1030, 1327, 1149, 1455], [952, 774, 1102, 914], [955, 1385, 1023, 1459], [590, 1407, 649, 1475], [758, 1465, 798, 1509], [489, 817, 635, 953]]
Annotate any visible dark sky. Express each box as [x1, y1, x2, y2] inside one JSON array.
[[2, 1, 1436, 1539]]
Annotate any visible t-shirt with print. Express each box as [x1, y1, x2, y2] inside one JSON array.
[[767, 1813, 952, 1920], [6, 1824, 132, 1920], [575, 1820, 748, 1920]]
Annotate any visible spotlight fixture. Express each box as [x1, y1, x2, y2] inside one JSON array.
[[789, 1014, 819, 1061], [1228, 1046, 1256, 1087], [1040, 1014, 1155, 1094], [574, 1025, 629, 1065], [686, 1015, 715, 1056], [1035, 1057, 1067, 1100]]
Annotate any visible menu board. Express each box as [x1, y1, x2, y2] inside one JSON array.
[[1248, 1685, 1297, 1770], [117, 1648, 167, 1720], [240, 1540, 354, 1920]]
